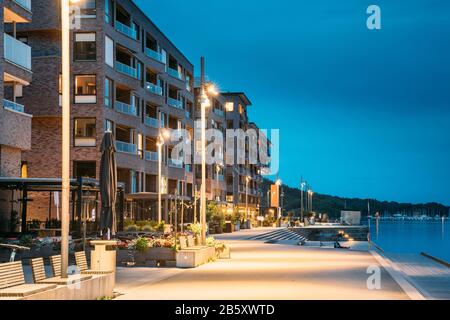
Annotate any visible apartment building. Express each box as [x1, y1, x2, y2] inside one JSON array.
[[222, 92, 263, 219], [193, 85, 227, 205], [0, 0, 33, 231], [16, 0, 195, 222]]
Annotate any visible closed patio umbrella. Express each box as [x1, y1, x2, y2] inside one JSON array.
[[99, 131, 117, 238]]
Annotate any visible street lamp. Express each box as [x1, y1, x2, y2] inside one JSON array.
[[61, 0, 81, 279], [245, 175, 251, 221], [300, 180, 306, 222], [215, 163, 222, 202], [200, 57, 217, 245], [157, 129, 170, 223]]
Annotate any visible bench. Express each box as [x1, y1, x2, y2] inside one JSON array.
[[0, 261, 57, 298], [75, 251, 113, 275], [45, 255, 92, 284]]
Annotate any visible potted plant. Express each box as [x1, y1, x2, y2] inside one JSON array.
[[188, 223, 202, 245], [127, 236, 149, 266]]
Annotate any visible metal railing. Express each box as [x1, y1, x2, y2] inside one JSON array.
[[146, 82, 162, 95], [116, 141, 137, 154], [4, 33, 31, 70], [115, 100, 137, 116], [115, 61, 137, 78], [3, 99, 25, 113], [115, 21, 137, 39], [145, 151, 158, 162], [145, 47, 164, 63], [168, 97, 183, 109], [144, 116, 159, 128], [167, 67, 183, 80]]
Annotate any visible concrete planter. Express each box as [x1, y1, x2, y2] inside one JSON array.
[[146, 247, 176, 261]]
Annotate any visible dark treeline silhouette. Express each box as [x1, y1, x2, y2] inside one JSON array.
[[261, 178, 449, 220]]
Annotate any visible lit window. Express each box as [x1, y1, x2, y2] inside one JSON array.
[[225, 102, 234, 112], [75, 75, 97, 103], [74, 33, 96, 61], [74, 118, 96, 147]]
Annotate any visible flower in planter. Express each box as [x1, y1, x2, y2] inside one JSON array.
[[187, 223, 202, 236], [206, 236, 216, 247]]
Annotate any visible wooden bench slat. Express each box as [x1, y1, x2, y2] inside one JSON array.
[[0, 261, 25, 290]]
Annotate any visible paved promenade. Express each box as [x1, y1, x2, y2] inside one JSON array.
[[115, 228, 411, 300]]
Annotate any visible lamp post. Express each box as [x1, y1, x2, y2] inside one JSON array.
[[61, 0, 81, 279], [199, 57, 217, 245], [215, 164, 222, 202], [157, 130, 170, 223], [300, 179, 305, 222], [245, 176, 251, 221], [275, 179, 282, 220]]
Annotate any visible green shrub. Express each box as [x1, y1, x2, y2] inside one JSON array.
[[156, 221, 165, 232], [128, 236, 149, 253], [141, 225, 154, 232], [124, 219, 135, 227], [124, 224, 139, 232], [188, 223, 202, 235], [206, 236, 215, 247]]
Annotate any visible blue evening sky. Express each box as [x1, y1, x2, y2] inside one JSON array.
[[134, 0, 450, 205]]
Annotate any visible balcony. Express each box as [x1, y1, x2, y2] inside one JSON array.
[[185, 164, 192, 173], [14, 0, 31, 11], [116, 141, 137, 154], [115, 100, 137, 116], [144, 116, 159, 128], [116, 61, 137, 78], [145, 48, 164, 63], [146, 82, 162, 96], [115, 21, 137, 39], [168, 158, 183, 169], [214, 109, 224, 117], [168, 97, 182, 109], [145, 151, 158, 162], [3, 99, 25, 113], [167, 68, 183, 80], [185, 110, 191, 119], [4, 33, 31, 70], [216, 174, 225, 181]]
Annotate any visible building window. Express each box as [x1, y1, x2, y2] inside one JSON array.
[[75, 75, 96, 103], [21, 162, 28, 178], [73, 161, 96, 179], [76, 0, 97, 18], [105, 0, 111, 23], [105, 36, 114, 67], [105, 77, 113, 108], [74, 33, 96, 61], [105, 119, 114, 133], [225, 102, 234, 112], [74, 118, 96, 147]]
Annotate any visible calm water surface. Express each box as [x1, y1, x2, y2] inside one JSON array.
[[369, 220, 450, 262]]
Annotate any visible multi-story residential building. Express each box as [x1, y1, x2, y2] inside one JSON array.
[[16, 0, 195, 223], [222, 92, 263, 221], [193, 84, 227, 204], [0, 0, 33, 231]]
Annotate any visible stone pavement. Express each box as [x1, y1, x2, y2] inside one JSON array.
[[115, 228, 411, 300]]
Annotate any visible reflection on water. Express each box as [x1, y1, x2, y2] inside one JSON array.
[[369, 220, 450, 262]]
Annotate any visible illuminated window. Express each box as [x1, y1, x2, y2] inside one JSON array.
[[74, 118, 96, 147], [75, 75, 97, 103], [225, 102, 234, 112]]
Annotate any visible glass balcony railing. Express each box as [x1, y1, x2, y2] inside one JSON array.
[[168, 97, 182, 109], [145, 151, 158, 162], [115, 21, 137, 39], [116, 141, 137, 154], [14, 0, 31, 11], [216, 174, 225, 181], [3, 99, 25, 113], [168, 158, 183, 169], [115, 61, 137, 78], [144, 116, 159, 128], [185, 110, 191, 119], [115, 100, 137, 116], [214, 109, 224, 117], [145, 82, 162, 96], [4, 33, 31, 70], [145, 48, 164, 63], [185, 164, 192, 173], [167, 67, 183, 80]]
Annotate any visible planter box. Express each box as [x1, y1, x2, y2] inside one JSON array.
[[176, 246, 216, 268], [146, 247, 176, 261]]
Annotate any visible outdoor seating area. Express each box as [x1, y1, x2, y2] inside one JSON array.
[[0, 249, 115, 300]]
